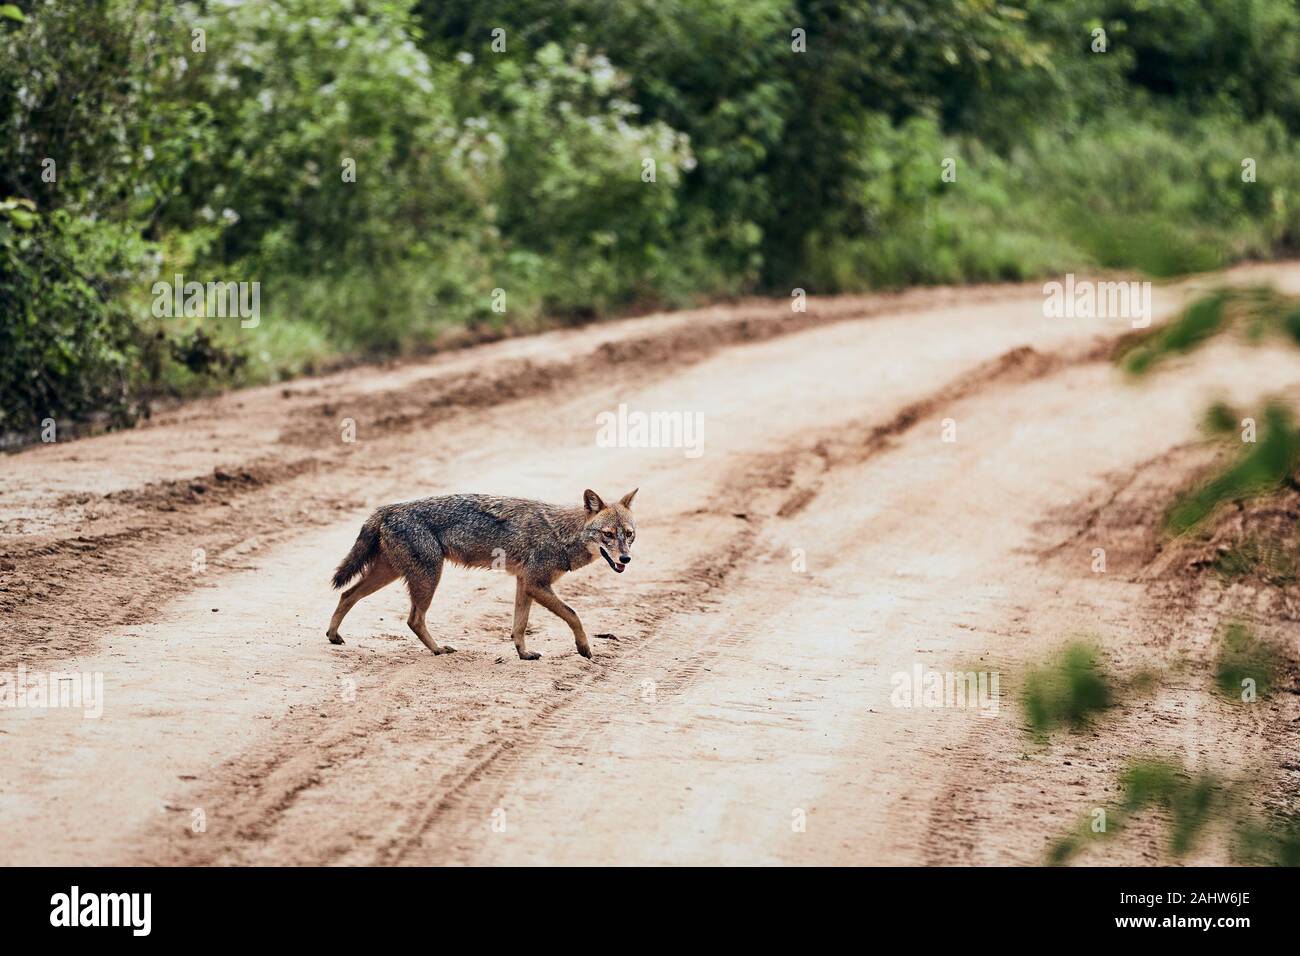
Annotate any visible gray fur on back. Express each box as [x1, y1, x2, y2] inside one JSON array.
[[375, 494, 595, 578]]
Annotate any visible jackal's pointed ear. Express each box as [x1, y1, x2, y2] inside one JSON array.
[[619, 488, 638, 509], [583, 489, 606, 514]]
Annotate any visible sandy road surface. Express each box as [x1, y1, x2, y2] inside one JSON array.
[[2, 267, 1299, 865]]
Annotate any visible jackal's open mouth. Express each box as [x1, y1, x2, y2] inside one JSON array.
[[599, 547, 624, 573]]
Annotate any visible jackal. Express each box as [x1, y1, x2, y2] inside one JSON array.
[[327, 488, 637, 659]]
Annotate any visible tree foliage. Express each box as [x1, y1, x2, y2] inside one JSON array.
[[3, 0, 1300, 432]]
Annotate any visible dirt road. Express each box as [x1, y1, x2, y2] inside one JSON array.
[[3, 266, 1299, 865]]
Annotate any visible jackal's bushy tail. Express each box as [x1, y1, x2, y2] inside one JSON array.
[[332, 519, 380, 589]]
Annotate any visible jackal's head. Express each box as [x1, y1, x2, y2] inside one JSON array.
[[582, 488, 637, 574]]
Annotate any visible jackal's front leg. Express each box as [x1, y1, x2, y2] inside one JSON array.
[[511, 577, 539, 660], [527, 583, 593, 659]]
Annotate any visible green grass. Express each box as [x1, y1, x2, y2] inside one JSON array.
[[1123, 286, 1300, 378], [1118, 287, 1300, 536], [803, 108, 1300, 295], [1212, 623, 1280, 701], [1166, 404, 1300, 534], [1050, 759, 1300, 868], [1121, 759, 1221, 856], [1049, 758, 1224, 864], [1122, 293, 1227, 376], [1212, 533, 1297, 585], [1021, 643, 1114, 738], [1233, 816, 1300, 866], [1051, 755, 1300, 865]]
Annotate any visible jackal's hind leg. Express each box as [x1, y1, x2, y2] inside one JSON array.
[[327, 556, 398, 645], [383, 532, 454, 655]]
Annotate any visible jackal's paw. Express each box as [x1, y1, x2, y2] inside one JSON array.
[[577, 645, 594, 660], [327, 632, 345, 645], [434, 644, 457, 655], [518, 650, 541, 661]]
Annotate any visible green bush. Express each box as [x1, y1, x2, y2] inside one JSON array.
[[6, 0, 1300, 429], [0, 0, 191, 433], [0, 203, 156, 433]]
